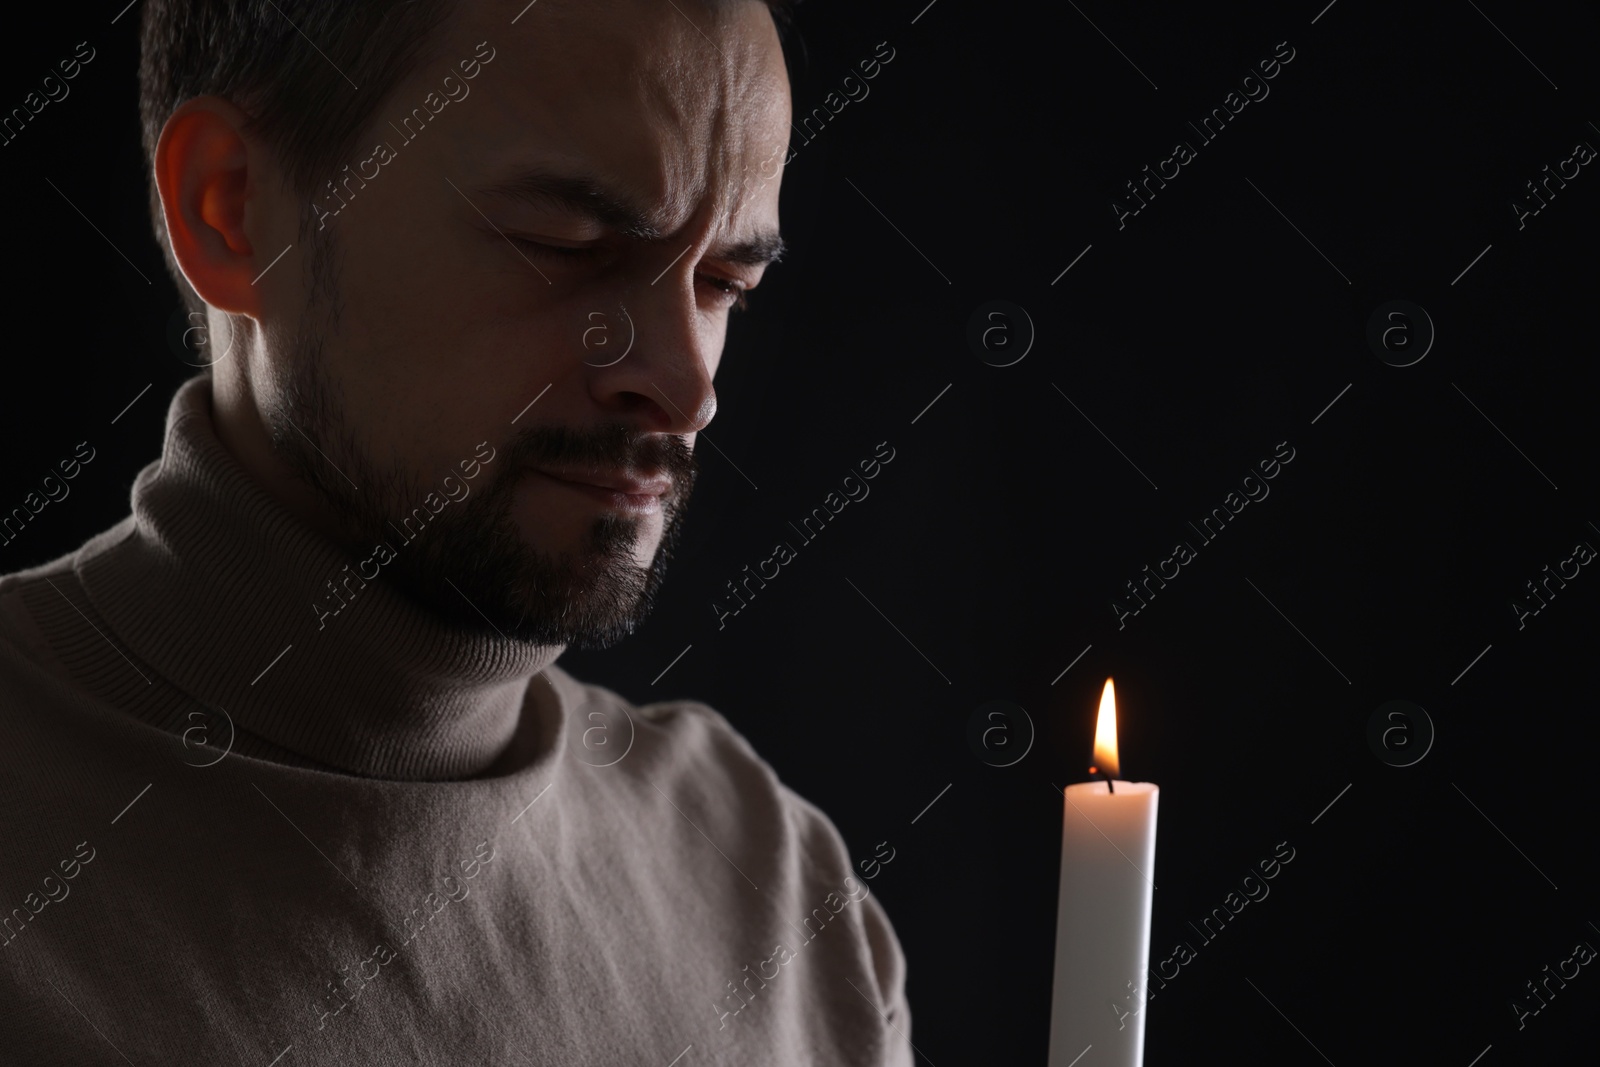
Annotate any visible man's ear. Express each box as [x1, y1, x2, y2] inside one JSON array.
[[153, 97, 271, 317]]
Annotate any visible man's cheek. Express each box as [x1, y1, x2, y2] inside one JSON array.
[[757, 146, 786, 180]]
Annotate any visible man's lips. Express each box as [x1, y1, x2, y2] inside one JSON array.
[[531, 467, 671, 497], [522, 466, 670, 516]]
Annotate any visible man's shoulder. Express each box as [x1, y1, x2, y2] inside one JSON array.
[[544, 661, 849, 859], [542, 664, 914, 1062], [545, 662, 775, 784], [544, 661, 729, 722], [0, 516, 137, 592]]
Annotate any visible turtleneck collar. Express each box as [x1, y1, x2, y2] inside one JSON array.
[[70, 374, 565, 780]]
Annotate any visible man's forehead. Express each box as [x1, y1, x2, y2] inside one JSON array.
[[440, 0, 788, 237], [432, 0, 787, 220]]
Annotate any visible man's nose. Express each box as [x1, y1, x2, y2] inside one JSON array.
[[582, 269, 718, 436]]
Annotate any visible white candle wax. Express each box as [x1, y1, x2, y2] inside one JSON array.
[[1047, 779, 1159, 1067]]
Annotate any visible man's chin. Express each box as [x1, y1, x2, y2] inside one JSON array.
[[402, 545, 658, 649], [506, 502, 662, 561], [503, 590, 656, 650]]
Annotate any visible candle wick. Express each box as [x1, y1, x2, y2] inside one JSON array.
[[1106, 778, 1114, 794]]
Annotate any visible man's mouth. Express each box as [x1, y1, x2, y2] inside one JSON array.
[[524, 466, 669, 515]]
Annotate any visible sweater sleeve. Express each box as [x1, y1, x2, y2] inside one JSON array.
[[639, 693, 916, 1066], [859, 884, 915, 1067]]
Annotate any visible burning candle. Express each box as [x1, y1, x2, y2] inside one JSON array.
[[1047, 677, 1160, 1066]]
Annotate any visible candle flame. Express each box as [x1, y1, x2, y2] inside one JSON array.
[[1093, 677, 1118, 779]]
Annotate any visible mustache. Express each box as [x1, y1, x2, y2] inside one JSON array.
[[494, 421, 698, 488]]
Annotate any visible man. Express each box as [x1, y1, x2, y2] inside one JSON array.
[[0, 0, 912, 1062]]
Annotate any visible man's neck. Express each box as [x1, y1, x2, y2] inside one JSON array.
[[211, 360, 353, 551], [20, 374, 565, 780]]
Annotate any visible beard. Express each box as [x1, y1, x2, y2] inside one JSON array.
[[261, 228, 698, 651]]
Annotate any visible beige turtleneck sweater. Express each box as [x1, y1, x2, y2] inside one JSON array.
[[0, 375, 912, 1065]]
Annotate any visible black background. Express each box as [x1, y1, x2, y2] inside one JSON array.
[[3, 0, 1598, 1063]]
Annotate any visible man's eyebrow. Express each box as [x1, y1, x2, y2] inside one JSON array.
[[474, 169, 786, 267], [715, 232, 786, 268], [475, 170, 664, 240]]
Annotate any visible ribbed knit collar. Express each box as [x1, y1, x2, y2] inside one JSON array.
[[72, 374, 565, 780]]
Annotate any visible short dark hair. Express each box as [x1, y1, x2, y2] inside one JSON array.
[[138, 0, 799, 317]]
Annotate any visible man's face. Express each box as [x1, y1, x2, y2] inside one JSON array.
[[257, 0, 789, 649]]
